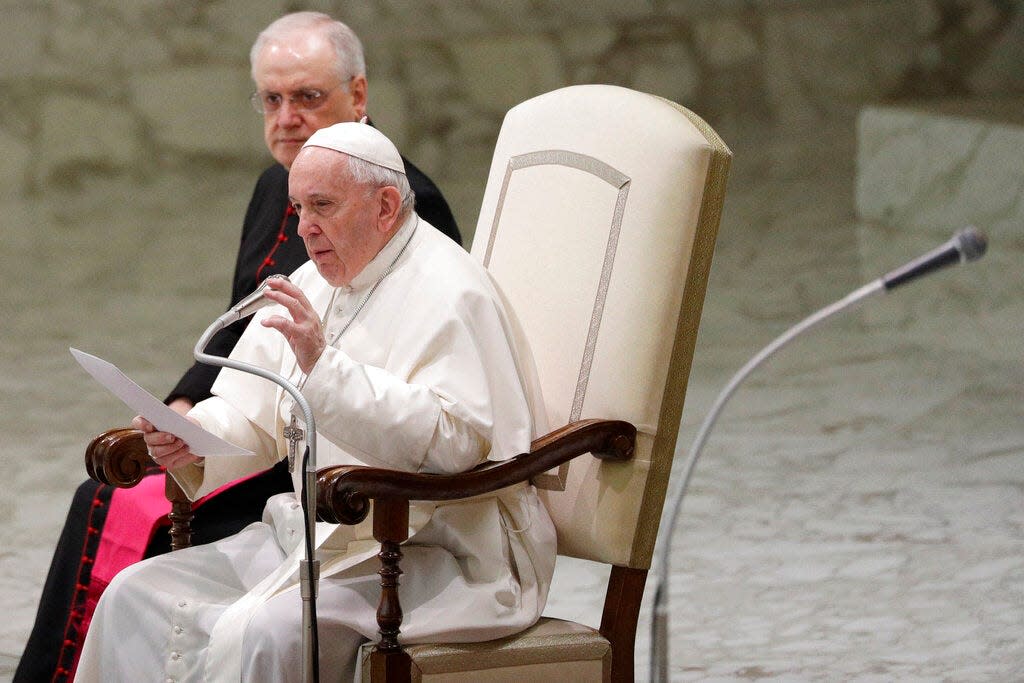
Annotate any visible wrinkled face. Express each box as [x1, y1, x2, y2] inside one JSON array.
[[288, 147, 384, 287], [253, 33, 366, 169]]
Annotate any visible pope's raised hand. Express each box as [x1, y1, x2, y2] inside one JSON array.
[[132, 415, 203, 469], [259, 276, 326, 374]]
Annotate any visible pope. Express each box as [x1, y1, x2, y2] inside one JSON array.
[[74, 123, 556, 683]]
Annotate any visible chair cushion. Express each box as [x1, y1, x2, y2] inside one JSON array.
[[360, 618, 611, 682]]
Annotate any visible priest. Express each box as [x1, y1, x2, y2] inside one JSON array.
[[74, 122, 555, 682]]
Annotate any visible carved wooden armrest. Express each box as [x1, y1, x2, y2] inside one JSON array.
[[85, 427, 151, 488], [314, 418, 636, 682], [316, 418, 636, 524], [84, 427, 194, 551]]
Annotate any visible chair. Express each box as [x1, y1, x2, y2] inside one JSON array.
[[86, 84, 731, 681], [319, 84, 731, 681]]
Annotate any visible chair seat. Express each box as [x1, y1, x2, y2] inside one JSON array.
[[360, 618, 611, 682]]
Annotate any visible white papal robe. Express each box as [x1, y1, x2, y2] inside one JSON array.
[[75, 214, 556, 682]]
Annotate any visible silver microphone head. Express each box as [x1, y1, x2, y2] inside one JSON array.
[[954, 227, 988, 262], [233, 273, 291, 319]]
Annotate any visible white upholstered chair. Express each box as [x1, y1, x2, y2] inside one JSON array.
[[318, 84, 732, 681]]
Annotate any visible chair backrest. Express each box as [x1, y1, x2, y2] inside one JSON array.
[[471, 85, 730, 570]]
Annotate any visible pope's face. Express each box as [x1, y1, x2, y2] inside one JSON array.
[[253, 33, 367, 169], [288, 147, 384, 287]]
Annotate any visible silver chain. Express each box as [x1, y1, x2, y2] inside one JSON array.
[[286, 217, 418, 471]]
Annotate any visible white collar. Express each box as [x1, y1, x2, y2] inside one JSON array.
[[344, 212, 418, 293]]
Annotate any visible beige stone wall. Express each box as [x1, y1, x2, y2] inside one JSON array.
[[2, 1, 1020, 398], [4, 0, 1021, 241]]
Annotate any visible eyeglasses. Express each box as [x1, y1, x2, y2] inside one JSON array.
[[250, 86, 336, 115]]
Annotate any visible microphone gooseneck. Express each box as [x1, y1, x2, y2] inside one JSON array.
[[649, 227, 987, 682]]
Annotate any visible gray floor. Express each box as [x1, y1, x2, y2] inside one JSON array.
[[2, 115, 1021, 681]]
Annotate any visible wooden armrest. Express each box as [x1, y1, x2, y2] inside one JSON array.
[[85, 427, 152, 488], [316, 418, 636, 525], [84, 427, 194, 550]]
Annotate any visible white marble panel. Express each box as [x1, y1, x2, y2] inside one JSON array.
[[855, 103, 1024, 365]]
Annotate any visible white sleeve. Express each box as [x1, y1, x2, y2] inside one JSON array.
[[169, 395, 280, 500], [300, 346, 488, 474]]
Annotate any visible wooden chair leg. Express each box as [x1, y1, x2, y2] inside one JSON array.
[[600, 565, 648, 683], [370, 498, 411, 683], [165, 474, 193, 551]]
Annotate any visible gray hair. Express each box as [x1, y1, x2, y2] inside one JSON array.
[[344, 155, 415, 219], [250, 12, 366, 84]]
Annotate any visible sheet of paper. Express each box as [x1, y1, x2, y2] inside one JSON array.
[[70, 347, 253, 457]]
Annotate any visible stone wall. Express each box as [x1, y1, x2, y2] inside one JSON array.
[[854, 100, 1023, 365], [1, 0, 1020, 399], [4, 0, 1021, 240]]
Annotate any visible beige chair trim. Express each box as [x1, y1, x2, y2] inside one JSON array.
[[629, 101, 733, 568], [483, 149, 632, 491]]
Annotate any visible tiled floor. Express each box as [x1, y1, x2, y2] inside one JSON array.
[[2, 115, 1020, 681]]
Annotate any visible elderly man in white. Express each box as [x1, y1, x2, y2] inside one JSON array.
[[75, 122, 555, 683]]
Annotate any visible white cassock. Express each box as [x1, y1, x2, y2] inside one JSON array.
[[75, 214, 556, 683]]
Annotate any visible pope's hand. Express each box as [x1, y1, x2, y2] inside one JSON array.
[[259, 276, 326, 374], [132, 415, 204, 469]]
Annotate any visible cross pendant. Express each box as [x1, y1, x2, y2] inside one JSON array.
[[283, 415, 305, 473]]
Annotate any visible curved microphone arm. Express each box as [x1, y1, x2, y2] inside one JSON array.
[[648, 279, 883, 681], [194, 317, 321, 683], [648, 227, 987, 682]]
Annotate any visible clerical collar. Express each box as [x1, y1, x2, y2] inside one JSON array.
[[342, 212, 419, 293]]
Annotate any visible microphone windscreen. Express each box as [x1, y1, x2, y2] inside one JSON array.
[[232, 273, 292, 319], [956, 227, 988, 262]]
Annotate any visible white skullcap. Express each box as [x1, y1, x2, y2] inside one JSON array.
[[301, 122, 405, 174]]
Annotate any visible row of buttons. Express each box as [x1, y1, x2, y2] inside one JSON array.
[[166, 598, 190, 681]]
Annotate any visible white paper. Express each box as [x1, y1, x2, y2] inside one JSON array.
[[70, 348, 253, 457]]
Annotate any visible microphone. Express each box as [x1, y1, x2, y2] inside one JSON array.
[[214, 274, 291, 329], [649, 226, 988, 682], [881, 227, 987, 290], [192, 269, 320, 683]]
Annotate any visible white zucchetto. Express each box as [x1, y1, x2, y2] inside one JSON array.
[[301, 122, 405, 174]]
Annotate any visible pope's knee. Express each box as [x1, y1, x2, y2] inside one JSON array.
[[241, 594, 303, 676]]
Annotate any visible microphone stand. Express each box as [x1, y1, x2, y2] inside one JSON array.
[[194, 311, 320, 683], [649, 279, 883, 682], [649, 227, 987, 682]]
